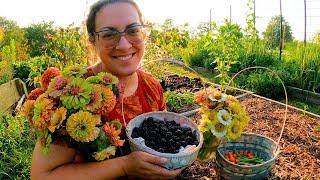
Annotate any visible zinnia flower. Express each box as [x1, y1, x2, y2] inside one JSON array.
[[20, 100, 35, 118], [48, 107, 67, 133], [60, 78, 92, 110], [226, 119, 243, 140], [103, 120, 124, 146], [66, 111, 100, 142], [47, 76, 69, 98], [210, 116, 227, 138], [27, 88, 45, 100], [32, 97, 55, 130], [217, 109, 232, 125], [198, 114, 213, 132], [41, 67, 61, 89], [86, 72, 119, 86], [84, 85, 116, 115], [92, 146, 116, 161], [62, 64, 87, 77]]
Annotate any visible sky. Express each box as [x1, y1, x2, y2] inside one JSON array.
[[0, 0, 319, 41]]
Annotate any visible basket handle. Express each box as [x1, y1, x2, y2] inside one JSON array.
[[224, 66, 287, 154]]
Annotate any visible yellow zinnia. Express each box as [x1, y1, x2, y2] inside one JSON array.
[[210, 114, 227, 138], [226, 119, 243, 140], [92, 146, 117, 161], [66, 111, 100, 142], [48, 107, 67, 133]]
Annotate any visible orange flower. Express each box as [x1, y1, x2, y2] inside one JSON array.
[[41, 67, 61, 89], [103, 121, 124, 146]]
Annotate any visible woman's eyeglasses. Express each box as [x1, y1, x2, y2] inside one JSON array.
[[94, 25, 149, 48]]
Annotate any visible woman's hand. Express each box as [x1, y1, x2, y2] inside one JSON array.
[[123, 151, 182, 179]]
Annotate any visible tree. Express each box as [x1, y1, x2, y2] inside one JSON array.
[[262, 15, 293, 48], [24, 21, 56, 57], [0, 16, 28, 61]]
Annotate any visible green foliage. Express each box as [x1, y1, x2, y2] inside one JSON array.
[[46, 24, 88, 64], [164, 90, 195, 112], [209, 21, 243, 86], [236, 71, 283, 99], [24, 21, 56, 57], [12, 55, 59, 88], [0, 113, 36, 179], [150, 19, 190, 60], [235, 40, 278, 72], [0, 17, 29, 62], [0, 60, 13, 85], [180, 32, 215, 68], [262, 15, 293, 48], [1, 39, 17, 62], [12, 61, 31, 82], [245, 0, 258, 40], [284, 42, 320, 92]]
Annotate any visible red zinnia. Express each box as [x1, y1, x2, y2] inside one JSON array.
[[27, 88, 45, 100]]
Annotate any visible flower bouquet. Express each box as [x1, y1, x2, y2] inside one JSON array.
[[194, 87, 250, 161], [20, 65, 124, 161]]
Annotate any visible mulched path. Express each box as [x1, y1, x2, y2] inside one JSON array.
[[177, 96, 320, 179]]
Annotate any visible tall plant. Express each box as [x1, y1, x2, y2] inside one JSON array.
[[208, 21, 243, 87]]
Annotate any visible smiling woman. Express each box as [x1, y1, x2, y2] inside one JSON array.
[[30, 0, 182, 179]]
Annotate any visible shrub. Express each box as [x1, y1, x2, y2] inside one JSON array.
[[236, 71, 283, 99], [0, 113, 36, 179], [0, 60, 13, 85]]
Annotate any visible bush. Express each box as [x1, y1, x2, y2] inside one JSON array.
[[0, 60, 13, 85], [236, 71, 283, 99], [0, 113, 36, 179]]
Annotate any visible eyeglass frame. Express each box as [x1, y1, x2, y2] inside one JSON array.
[[93, 24, 150, 47]]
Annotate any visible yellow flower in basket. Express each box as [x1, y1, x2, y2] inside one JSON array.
[[194, 87, 250, 161]]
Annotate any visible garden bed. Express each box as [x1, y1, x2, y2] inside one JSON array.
[[177, 95, 320, 179]]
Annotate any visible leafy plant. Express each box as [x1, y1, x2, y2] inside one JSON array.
[[0, 60, 13, 85], [208, 20, 244, 86], [0, 113, 36, 179], [164, 90, 195, 112], [236, 70, 283, 99]]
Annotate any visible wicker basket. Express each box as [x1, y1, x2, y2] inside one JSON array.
[[125, 111, 203, 170], [215, 133, 280, 179], [213, 66, 288, 179]]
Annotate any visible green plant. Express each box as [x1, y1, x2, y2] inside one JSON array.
[[236, 71, 283, 99], [0, 113, 36, 179], [0, 60, 13, 85], [208, 20, 244, 86], [164, 90, 195, 112]]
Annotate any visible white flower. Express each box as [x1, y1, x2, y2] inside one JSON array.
[[217, 109, 232, 125]]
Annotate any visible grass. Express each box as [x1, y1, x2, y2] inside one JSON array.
[[286, 98, 320, 115]]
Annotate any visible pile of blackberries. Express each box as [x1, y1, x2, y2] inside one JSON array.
[[131, 116, 199, 153]]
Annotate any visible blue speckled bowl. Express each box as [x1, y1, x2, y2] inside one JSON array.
[[216, 133, 280, 180], [125, 111, 203, 170]]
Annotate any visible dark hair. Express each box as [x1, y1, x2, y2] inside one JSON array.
[[86, 0, 143, 37]]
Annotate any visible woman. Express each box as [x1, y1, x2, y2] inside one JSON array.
[[30, 0, 182, 179]]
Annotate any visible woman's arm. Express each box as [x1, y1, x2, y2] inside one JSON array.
[[31, 142, 181, 180]]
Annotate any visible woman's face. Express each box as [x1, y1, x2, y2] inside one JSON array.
[[94, 3, 145, 77]]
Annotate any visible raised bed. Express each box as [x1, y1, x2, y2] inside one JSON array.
[[287, 86, 320, 105]]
